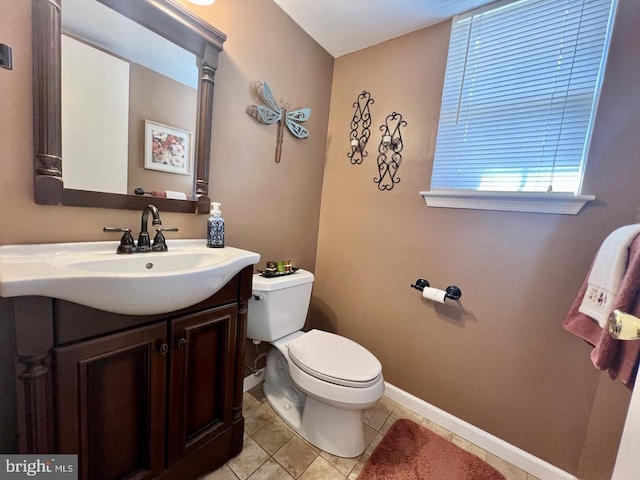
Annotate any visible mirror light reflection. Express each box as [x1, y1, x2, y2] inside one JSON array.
[[61, 0, 199, 199]]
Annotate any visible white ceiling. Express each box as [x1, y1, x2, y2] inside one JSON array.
[[273, 0, 499, 58]]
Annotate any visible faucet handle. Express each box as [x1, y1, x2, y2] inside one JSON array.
[[152, 227, 179, 252], [103, 227, 135, 254]]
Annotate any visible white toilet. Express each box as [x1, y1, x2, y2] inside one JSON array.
[[248, 269, 384, 458]]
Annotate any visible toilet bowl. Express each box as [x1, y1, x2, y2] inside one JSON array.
[[248, 270, 384, 458]]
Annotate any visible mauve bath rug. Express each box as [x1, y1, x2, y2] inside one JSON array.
[[358, 419, 506, 480]]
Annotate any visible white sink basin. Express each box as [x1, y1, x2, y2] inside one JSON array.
[[58, 250, 227, 274], [0, 240, 260, 315]]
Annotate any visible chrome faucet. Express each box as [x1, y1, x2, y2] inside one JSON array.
[[137, 204, 162, 252], [103, 204, 178, 254]]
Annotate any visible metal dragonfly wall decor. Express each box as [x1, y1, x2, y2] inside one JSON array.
[[247, 81, 311, 163]]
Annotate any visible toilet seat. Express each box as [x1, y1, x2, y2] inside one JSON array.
[[287, 330, 382, 388]]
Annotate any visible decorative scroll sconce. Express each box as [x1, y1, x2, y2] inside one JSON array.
[[247, 81, 311, 163], [374, 112, 407, 191], [348, 91, 374, 165]]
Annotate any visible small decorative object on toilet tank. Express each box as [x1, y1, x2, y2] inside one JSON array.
[[206, 202, 224, 248]]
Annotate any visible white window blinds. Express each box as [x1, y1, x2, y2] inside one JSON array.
[[430, 0, 617, 194]]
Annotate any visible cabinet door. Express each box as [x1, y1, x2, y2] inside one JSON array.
[[167, 305, 237, 465], [55, 322, 167, 480]]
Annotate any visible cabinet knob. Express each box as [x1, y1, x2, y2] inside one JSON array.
[[177, 338, 187, 349], [158, 343, 169, 355]]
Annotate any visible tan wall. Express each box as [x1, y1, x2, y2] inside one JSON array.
[[313, 2, 640, 477], [194, 2, 332, 269]]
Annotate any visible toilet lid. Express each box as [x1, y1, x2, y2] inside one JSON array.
[[287, 330, 382, 388]]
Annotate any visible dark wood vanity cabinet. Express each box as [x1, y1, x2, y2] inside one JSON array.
[[55, 322, 168, 480], [11, 266, 253, 480], [167, 305, 237, 467]]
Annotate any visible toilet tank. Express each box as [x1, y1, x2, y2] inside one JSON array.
[[248, 269, 314, 342]]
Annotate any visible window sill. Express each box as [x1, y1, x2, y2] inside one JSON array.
[[419, 190, 595, 214]]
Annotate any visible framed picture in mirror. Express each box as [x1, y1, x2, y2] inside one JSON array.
[[144, 119, 193, 175]]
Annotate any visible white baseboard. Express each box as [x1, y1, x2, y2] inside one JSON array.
[[384, 382, 577, 480], [243, 368, 265, 392], [241, 374, 576, 479]]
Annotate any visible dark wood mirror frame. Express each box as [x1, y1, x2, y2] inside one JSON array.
[[32, 0, 226, 214]]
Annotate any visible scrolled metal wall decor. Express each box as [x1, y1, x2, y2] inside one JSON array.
[[347, 90, 374, 165], [374, 112, 407, 191]]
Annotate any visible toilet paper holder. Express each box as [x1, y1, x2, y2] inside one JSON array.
[[410, 279, 462, 300]]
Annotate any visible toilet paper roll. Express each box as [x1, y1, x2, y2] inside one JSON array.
[[422, 287, 447, 304]]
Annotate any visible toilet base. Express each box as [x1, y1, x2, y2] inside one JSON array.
[[301, 395, 365, 458], [262, 349, 367, 458]]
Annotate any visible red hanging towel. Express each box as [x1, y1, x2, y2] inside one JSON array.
[[563, 233, 640, 388]]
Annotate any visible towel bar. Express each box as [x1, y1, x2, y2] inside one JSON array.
[[608, 310, 640, 340]]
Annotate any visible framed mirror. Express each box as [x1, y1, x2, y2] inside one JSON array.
[[32, 0, 227, 213]]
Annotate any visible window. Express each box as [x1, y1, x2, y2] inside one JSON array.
[[422, 0, 618, 214]]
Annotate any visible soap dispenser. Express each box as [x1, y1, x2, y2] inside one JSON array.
[[207, 202, 225, 248]]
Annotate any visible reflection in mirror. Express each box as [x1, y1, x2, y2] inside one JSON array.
[[61, 0, 198, 198], [32, 0, 227, 213]]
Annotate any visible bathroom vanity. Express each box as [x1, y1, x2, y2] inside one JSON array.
[[4, 260, 255, 480], [14, 0, 250, 475]]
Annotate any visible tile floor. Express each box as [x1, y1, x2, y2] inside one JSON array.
[[199, 385, 540, 480]]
